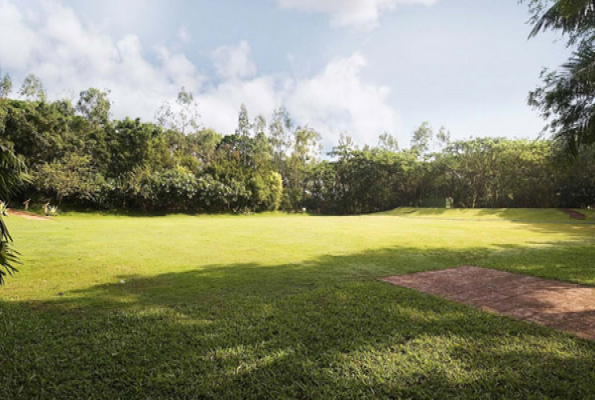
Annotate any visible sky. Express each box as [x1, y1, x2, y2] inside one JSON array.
[[0, 0, 569, 150]]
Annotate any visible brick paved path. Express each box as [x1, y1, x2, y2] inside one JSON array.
[[382, 266, 595, 340]]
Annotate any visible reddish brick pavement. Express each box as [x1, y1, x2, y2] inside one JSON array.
[[382, 266, 595, 340]]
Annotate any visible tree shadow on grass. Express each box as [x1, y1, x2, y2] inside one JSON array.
[[378, 208, 595, 240], [2, 244, 595, 398]]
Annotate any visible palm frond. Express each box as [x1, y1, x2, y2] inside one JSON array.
[[0, 239, 20, 285], [529, 0, 595, 41], [0, 144, 28, 199], [0, 146, 26, 285]]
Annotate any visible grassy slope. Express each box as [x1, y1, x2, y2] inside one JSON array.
[[1, 209, 595, 398], [383, 207, 595, 221]]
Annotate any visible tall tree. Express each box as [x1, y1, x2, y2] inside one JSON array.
[[0, 69, 12, 99], [155, 87, 201, 134], [77, 88, 112, 126], [378, 132, 399, 152], [269, 108, 292, 156], [286, 126, 321, 208], [410, 122, 433, 156], [526, 0, 595, 154], [235, 104, 252, 166], [19, 74, 46, 102], [268, 108, 292, 185]]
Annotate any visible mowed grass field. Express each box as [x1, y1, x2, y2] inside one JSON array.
[[1, 209, 595, 398]]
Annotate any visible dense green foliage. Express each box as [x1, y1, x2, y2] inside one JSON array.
[[0, 94, 286, 213], [1, 210, 594, 398], [1, 86, 595, 214], [526, 0, 595, 154], [0, 144, 26, 284]]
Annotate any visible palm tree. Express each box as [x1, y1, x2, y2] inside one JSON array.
[[0, 144, 27, 285], [527, 0, 595, 155], [528, 0, 595, 43]]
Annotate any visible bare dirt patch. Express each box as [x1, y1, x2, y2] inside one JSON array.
[[382, 266, 595, 340], [8, 210, 53, 221], [561, 208, 587, 220]]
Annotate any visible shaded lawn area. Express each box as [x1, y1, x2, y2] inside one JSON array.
[[382, 207, 595, 223], [1, 210, 595, 398]]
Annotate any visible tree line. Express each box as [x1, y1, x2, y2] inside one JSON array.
[[0, 75, 594, 215]]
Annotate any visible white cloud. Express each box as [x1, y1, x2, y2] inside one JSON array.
[[191, 54, 402, 147], [278, 0, 437, 29], [287, 53, 401, 147], [212, 41, 257, 80], [196, 76, 282, 135], [0, 0, 202, 118], [0, 0, 42, 70], [0, 0, 402, 148]]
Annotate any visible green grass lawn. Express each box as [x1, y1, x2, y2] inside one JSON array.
[[1, 209, 595, 398]]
